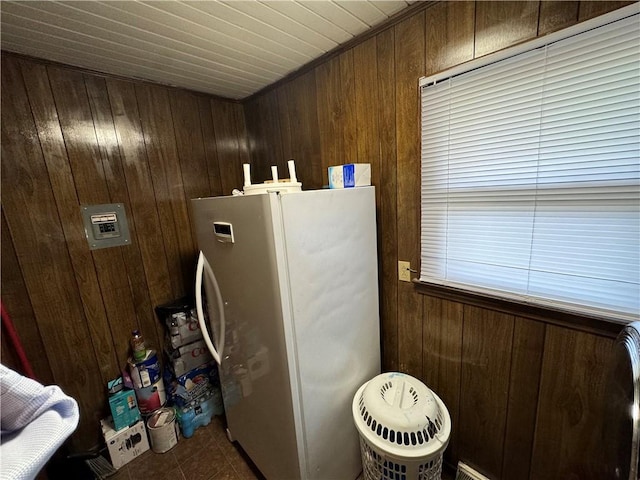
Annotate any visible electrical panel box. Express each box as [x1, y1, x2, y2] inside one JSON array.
[[81, 203, 131, 250]]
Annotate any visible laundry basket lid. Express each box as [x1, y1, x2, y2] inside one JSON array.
[[352, 372, 451, 459]]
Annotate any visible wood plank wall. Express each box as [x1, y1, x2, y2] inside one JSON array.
[[0, 53, 248, 448], [0, 0, 634, 473], [242, 2, 634, 479]]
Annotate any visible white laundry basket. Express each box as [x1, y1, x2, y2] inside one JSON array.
[[352, 372, 451, 480]]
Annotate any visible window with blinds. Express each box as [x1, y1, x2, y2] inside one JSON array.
[[419, 6, 639, 322]]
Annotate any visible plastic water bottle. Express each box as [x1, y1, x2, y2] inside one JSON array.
[[131, 330, 146, 362]]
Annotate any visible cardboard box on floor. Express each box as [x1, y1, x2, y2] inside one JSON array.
[[100, 417, 150, 469]]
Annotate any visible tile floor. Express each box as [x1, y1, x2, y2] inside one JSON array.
[[107, 415, 455, 480], [109, 415, 263, 480]]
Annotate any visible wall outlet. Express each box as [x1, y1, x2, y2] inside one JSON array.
[[398, 261, 411, 282]]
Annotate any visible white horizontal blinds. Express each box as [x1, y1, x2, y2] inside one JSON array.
[[420, 13, 640, 320], [421, 49, 546, 290], [530, 16, 640, 315]]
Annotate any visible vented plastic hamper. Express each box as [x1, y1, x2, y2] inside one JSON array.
[[353, 372, 451, 480]]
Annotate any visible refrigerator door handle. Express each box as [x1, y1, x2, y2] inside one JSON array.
[[195, 251, 226, 365]]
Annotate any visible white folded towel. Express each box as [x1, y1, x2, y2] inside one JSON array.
[[0, 364, 79, 480]]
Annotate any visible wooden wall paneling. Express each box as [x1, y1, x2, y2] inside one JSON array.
[[136, 84, 194, 299], [435, 298, 463, 467], [296, 72, 323, 190], [197, 97, 223, 198], [425, 1, 475, 76], [1, 0, 627, 465], [84, 75, 156, 364], [353, 37, 380, 188], [82, 233, 140, 368], [276, 86, 294, 166], [11, 62, 97, 384], [1, 210, 54, 384], [541, 1, 635, 39], [265, 90, 288, 178], [1, 55, 105, 448], [422, 297, 458, 465], [20, 59, 121, 383], [578, 0, 635, 21], [501, 317, 546, 480], [394, 10, 424, 272], [276, 78, 322, 190], [211, 99, 245, 195], [264, 90, 286, 180], [538, 1, 579, 36], [315, 51, 359, 176], [422, 296, 465, 461], [233, 102, 251, 174], [422, 296, 442, 392], [227, 103, 251, 189], [474, 1, 540, 58], [376, 26, 399, 372], [339, 49, 358, 165], [394, 12, 425, 378], [170, 90, 212, 202], [353, 36, 386, 370], [279, 72, 323, 190], [169, 89, 213, 255], [530, 326, 614, 479], [459, 306, 514, 479], [106, 78, 172, 351], [243, 92, 284, 182], [45, 64, 137, 377], [45, 66, 110, 207], [315, 56, 344, 186], [396, 255, 422, 379]]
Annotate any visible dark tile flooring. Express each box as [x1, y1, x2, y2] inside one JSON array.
[[107, 415, 455, 480], [109, 415, 263, 480]]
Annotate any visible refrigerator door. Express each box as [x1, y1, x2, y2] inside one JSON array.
[[191, 194, 301, 480], [279, 187, 381, 480]]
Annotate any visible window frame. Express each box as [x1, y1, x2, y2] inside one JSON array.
[[417, 3, 640, 327]]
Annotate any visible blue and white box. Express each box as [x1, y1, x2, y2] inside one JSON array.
[[328, 163, 371, 189], [107, 377, 141, 431]]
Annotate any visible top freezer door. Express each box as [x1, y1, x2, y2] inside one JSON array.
[[191, 194, 301, 480]]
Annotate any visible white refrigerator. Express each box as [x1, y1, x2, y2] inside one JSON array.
[[192, 187, 380, 480]]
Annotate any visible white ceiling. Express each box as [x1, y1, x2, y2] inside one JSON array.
[[1, 1, 413, 100]]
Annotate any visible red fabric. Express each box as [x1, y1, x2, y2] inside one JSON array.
[[1, 302, 36, 380]]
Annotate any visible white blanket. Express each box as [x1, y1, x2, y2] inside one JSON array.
[[0, 365, 79, 480]]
